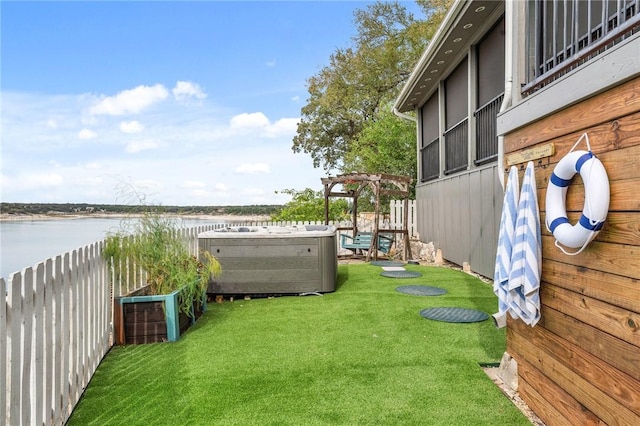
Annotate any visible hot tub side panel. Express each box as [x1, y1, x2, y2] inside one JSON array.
[[199, 235, 337, 295]]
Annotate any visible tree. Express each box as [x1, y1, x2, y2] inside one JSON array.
[[271, 188, 349, 222], [292, 48, 362, 172], [292, 0, 452, 177], [343, 106, 417, 184]]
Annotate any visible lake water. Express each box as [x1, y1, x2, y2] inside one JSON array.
[[0, 217, 224, 281]]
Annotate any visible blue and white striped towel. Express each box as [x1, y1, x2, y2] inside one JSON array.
[[508, 161, 542, 326], [494, 166, 519, 316]]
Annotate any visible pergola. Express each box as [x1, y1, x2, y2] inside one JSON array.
[[321, 173, 413, 261]]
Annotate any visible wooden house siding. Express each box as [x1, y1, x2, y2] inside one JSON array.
[[502, 76, 640, 425], [416, 164, 501, 278]]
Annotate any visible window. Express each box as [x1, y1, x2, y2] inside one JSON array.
[[524, 0, 640, 95], [420, 94, 440, 182], [421, 140, 440, 182], [474, 94, 503, 165], [475, 19, 505, 165], [444, 59, 468, 174], [443, 120, 468, 174]]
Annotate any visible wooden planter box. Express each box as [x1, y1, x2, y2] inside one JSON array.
[[114, 286, 206, 345]]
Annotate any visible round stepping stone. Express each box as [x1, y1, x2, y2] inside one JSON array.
[[380, 270, 422, 278], [419, 307, 489, 323], [381, 266, 406, 271], [395, 285, 447, 296], [370, 260, 405, 267]]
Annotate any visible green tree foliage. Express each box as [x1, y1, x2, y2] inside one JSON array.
[[344, 107, 417, 190], [271, 188, 349, 222], [292, 0, 451, 186]]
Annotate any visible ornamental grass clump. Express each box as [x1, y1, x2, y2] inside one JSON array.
[[104, 189, 220, 318]]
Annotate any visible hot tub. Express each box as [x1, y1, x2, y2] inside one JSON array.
[[198, 225, 337, 295]]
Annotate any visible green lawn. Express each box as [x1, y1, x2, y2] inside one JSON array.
[[68, 263, 530, 425]]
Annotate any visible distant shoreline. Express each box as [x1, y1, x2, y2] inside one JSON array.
[[0, 213, 272, 223]]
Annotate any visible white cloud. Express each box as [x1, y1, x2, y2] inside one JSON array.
[[119, 120, 144, 134], [84, 162, 102, 170], [214, 183, 229, 192], [78, 128, 97, 140], [182, 180, 206, 189], [291, 95, 300, 102], [1, 89, 328, 206], [79, 176, 104, 186], [132, 179, 162, 192], [187, 182, 230, 200], [228, 113, 298, 138], [89, 84, 168, 116], [235, 163, 270, 174], [266, 59, 276, 67], [47, 118, 58, 128], [263, 117, 298, 138], [125, 139, 159, 153], [242, 187, 264, 196], [172, 81, 207, 101], [23, 173, 64, 189], [190, 189, 212, 198], [230, 112, 270, 129], [81, 115, 99, 126]]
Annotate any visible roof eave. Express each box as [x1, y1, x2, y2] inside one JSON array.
[[394, 0, 466, 113], [394, 0, 504, 113]]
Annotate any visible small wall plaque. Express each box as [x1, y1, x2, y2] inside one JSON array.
[[506, 143, 555, 166]]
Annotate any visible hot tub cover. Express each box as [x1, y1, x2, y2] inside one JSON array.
[[199, 225, 336, 239]]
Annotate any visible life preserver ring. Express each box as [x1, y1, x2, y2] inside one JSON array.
[[545, 149, 609, 255]]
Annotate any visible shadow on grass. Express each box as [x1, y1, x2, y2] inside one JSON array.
[[335, 265, 349, 291]]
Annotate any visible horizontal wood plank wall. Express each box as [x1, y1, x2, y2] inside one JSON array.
[[503, 76, 640, 425]]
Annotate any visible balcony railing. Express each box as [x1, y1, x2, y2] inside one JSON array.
[[444, 119, 468, 175], [474, 93, 503, 165], [420, 138, 440, 182], [524, 0, 640, 95]]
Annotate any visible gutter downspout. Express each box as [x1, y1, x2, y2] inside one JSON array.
[[498, 0, 514, 190], [393, 105, 418, 188]]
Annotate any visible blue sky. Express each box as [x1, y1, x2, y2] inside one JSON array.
[[1, 1, 421, 206]]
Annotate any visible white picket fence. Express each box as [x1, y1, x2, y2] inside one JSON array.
[[1, 208, 416, 425], [389, 200, 417, 237], [0, 223, 222, 425], [1, 242, 110, 425]]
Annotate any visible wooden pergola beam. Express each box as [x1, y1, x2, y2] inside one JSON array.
[[322, 172, 413, 261]]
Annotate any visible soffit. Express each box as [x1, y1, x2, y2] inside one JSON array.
[[395, 0, 503, 113]]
